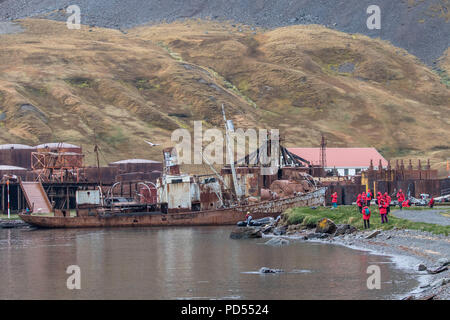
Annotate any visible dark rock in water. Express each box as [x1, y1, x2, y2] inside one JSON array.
[[259, 267, 284, 274], [334, 224, 357, 236], [0, 220, 28, 229], [315, 218, 336, 234], [273, 225, 287, 236], [230, 227, 262, 239], [264, 237, 289, 247]]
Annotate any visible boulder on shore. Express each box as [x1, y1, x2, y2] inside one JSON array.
[[315, 218, 336, 234], [273, 225, 287, 236], [334, 224, 357, 236], [417, 264, 427, 271], [306, 232, 329, 239], [230, 227, 262, 239], [365, 230, 381, 239]]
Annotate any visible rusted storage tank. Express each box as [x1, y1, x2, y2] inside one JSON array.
[[0, 144, 36, 169], [109, 159, 163, 174], [35, 142, 82, 154], [0, 165, 29, 180]]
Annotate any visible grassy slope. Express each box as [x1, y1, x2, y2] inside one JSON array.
[[0, 19, 449, 172], [283, 206, 450, 235]]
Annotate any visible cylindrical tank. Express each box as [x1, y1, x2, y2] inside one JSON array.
[[0, 144, 36, 169]]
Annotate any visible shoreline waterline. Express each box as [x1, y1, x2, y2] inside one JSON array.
[[262, 229, 445, 299]]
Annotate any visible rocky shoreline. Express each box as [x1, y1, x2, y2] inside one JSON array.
[[231, 219, 450, 300], [0, 218, 29, 229]]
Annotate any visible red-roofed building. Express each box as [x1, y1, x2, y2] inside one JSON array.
[[288, 147, 388, 176]]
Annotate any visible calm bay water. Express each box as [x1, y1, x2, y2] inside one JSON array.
[[0, 226, 418, 299]]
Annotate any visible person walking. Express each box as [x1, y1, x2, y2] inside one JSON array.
[[362, 192, 367, 207], [376, 192, 382, 205], [356, 193, 363, 213], [366, 190, 373, 206], [331, 191, 338, 209], [362, 205, 371, 229], [384, 192, 391, 215], [429, 197, 435, 208], [397, 189, 405, 209]]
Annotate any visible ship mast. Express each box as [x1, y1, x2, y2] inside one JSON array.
[[222, 104, 242, 203]]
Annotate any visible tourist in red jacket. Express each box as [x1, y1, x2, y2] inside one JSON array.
[[397, 189, 405, 209], [366, 190, 373, 206], [362, 205, 371, 229], [384, 192, 391, 215], [402, 199, 410, 208], [376, 192, 382, 205], [361, 192, 367, 207], [356, 194, 363, 213], [331, 192, 338, 208], [379, 199, 389, 224], [429, 197, 435, 208]]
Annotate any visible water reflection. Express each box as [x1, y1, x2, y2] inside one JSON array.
[[0, 227, 417, 299]]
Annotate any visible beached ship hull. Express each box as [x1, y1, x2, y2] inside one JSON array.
[[19, 188, 326, 228]]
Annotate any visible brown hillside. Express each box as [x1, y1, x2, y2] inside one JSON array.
[[0, 19, 449, 174]]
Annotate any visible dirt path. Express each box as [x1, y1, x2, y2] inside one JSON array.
[[391, 207, 450, 226]]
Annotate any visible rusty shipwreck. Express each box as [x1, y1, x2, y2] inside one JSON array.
[[19, 110, 326, 228]]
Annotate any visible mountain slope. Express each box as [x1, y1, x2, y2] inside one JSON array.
[[0, 19, 449, 174], [0, 0, 449, 64]]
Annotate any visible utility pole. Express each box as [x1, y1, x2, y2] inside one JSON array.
[[222, 104, 242, 203], [93, 129, 102, 189], [6, 179, 10, 219], [319, 134, 327, 177]]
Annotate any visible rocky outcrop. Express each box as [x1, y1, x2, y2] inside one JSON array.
[[315, 218, 336, 234], [230, 227, 262, 239], [334, 224, 358, 236], [273, 225, 287, 236], [306, 232, 330, 239], [0, 219, 28, 229], [365, 230, 381, 239]]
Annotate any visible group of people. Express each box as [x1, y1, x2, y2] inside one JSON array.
[[355, 190, 391, 229], [396, 189, 410, 209], [331, 188, 436, 230]]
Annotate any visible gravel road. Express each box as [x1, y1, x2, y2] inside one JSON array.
[[391, 208, 450, 226]]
